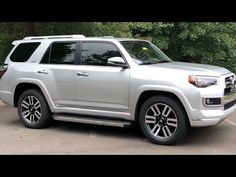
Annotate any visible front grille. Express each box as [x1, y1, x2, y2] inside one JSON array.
[[224, 87, 231, 95], [225, 75, 234, 87], [224, 74, 236, 109], [224, 75, 235, 96], [225, 76, 231, 85], [224, 99, 236, 110]]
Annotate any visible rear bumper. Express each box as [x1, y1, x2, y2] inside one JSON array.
[[0, 90, 13, 106]]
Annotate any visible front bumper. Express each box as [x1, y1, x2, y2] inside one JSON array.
[[190, 91, 236, 127], [190, 105, 236, 127], [223, 91, 236, 109]]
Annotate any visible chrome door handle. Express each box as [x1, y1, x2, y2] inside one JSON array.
[[77, 72, 89, 77], [37, 70, 48, 74]]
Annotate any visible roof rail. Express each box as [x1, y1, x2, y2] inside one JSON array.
[[23, 34, 86, 40]]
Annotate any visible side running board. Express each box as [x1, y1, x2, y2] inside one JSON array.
[[53, 115, 133, 128]]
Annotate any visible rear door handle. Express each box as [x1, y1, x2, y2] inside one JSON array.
[[37, 70, 48, 74], [77, 72, 89, 77]]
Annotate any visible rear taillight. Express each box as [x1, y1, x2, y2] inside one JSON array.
[[0, 64, 8, 79]]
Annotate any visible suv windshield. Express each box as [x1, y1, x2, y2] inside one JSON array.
[[120, 40, 172, 65]]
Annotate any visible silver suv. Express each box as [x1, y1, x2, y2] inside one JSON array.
[[1, 34, 236, 145]]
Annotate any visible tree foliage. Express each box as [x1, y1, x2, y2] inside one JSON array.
[[1, 22, 236, 72], [129, 22, 236, 72]]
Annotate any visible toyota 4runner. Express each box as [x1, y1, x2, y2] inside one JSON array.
[[0, 34, 236, 145]]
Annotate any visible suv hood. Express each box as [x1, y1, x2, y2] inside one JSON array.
[[147, 61, 231, 76]]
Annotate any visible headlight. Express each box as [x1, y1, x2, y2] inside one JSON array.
[[188, 75, 219, 88]]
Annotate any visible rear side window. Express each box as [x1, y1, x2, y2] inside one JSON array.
[[10, 42, 40, 62], [41, 42, 76, 64]]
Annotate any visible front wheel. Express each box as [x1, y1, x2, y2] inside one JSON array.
[[139, 95, 188, 145], [17, 89, 52, 129]]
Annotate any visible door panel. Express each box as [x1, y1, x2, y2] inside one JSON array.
[[76, 66, 130, 111], [76, 42, 130, 112], [37, 65, 77, 107], [38, 42, 78, 107]]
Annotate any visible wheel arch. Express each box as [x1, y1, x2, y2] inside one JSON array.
[[13, 81, 54, 111], [134, 90, 190, 126]]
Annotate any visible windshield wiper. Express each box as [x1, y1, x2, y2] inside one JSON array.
[[140, 60, 171, 65], [156, 60, 171, 63], [139, 61, 157, 65]]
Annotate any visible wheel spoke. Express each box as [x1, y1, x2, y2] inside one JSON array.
[[28, 96, 34, 105], [22, 110, 30, 118], [22, 100, 30, 109], [150, 105, 161, 116], [167, 118, 177, 127], [34, 101, 40, 109], [34, 110, 41, 120], [28, 96, 31, 105], [162, 105, 171, 117], [154, 126, 161, 136], [154, 105, 161, 116], [167, 122, 177, 127], [29, 114, 34, 122], [162, 126, 172, 137], [145, 115, 156, 124], [151, 124, 160, 134]]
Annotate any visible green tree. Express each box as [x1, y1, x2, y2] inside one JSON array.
[[1, 22, 236, 72], [129, 22, 236, 72]]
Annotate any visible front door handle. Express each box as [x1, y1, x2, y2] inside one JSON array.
[[77, 72, 89, 77], [37, 70, 48, 74]]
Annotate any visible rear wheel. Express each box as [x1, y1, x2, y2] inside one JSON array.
[[17, 89, 52, 129], [139, 95, 188, 145]]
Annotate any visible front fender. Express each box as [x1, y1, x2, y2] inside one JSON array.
[[130, 85, 192, 121]]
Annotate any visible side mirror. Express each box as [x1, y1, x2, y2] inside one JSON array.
[[107, 57, 128, 68]]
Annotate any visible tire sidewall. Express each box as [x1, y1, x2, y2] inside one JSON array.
[[139, 95, 188, 145]]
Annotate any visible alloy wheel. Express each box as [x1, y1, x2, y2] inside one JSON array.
[[145, 103, 178, 139], [21, 96, 42, 124]]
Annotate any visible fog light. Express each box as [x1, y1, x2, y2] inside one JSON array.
[[205, 98, 221, 106]]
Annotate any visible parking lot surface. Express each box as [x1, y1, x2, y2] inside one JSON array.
[[0, 101, 236, 154]]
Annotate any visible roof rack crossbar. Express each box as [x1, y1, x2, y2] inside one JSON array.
[[23, 34, 85, 40]]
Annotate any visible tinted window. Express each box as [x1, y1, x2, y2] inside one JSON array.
[[41, 47, 50, 64], [10, 42, 40, 62], [43, 42, 76, 64], [81, 42, 122, 66]]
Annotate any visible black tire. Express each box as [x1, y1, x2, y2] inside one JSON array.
[[17, 89, 52, 129], [139, 95, 188, 145]]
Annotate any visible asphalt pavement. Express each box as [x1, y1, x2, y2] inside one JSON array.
[[0, 101, 236, 154]]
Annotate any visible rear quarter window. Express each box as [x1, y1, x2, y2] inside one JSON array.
[[10, 42, 41, 62]]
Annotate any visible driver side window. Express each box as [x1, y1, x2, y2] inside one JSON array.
[[81, 42, 122, 66]]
